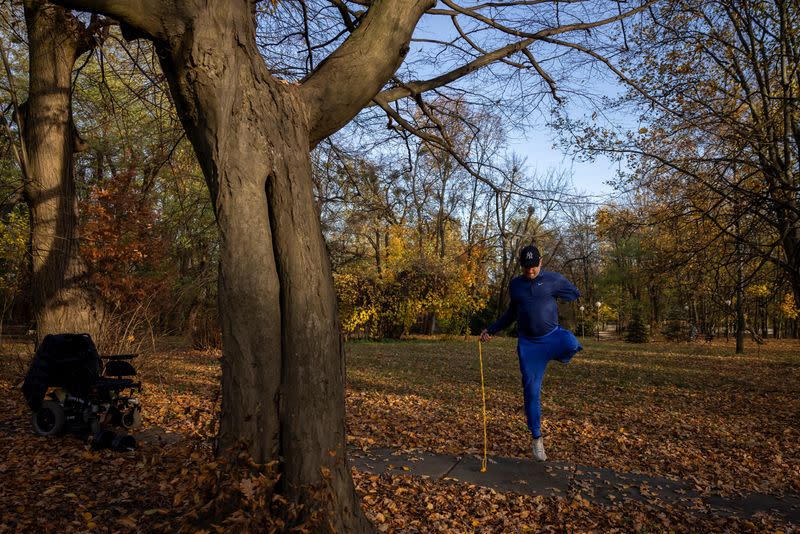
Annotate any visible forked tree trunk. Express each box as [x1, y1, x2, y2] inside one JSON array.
[[23, 2, 104, 343], [151, 6, 370, 531]]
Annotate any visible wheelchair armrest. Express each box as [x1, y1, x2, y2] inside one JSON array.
[[101, 354, 138, 360]]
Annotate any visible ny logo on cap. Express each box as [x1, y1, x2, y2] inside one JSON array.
[[526, 252, 534, 259]]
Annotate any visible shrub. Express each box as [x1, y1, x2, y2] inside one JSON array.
[[625, 310, 649, 343]]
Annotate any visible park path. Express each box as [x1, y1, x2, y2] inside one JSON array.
[[348, 446, 800, 525]]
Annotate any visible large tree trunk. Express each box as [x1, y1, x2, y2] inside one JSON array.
[[23, 3, 104, 343], [150, 6, 369, 531]]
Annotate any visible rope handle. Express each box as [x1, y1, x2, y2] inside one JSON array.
[[478, 340, 488, 472]]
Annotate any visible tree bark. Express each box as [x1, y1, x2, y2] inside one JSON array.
[[152, 14, 364, 527], [171, 60, 367, 532], [23, 2, 105, 343]]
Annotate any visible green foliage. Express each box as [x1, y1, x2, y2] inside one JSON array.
[[625, 307, 649, 343], [661, 308, 690, 342]]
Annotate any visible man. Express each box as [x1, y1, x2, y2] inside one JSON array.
[[480, 245, 582, 461]]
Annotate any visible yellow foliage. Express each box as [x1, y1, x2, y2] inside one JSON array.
[[747, 284, 769, 298], [596, 303, 615, 322], [0, 209, 29, 295], [342, 306, 379, 335], [779, 292, 798, 319], [334, 225, 491, 338]]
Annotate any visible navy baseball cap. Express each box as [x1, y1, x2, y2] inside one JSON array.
[[519, 245, 541, 268]]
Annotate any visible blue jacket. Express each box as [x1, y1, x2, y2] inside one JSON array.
[[488, 271, 581, 338]]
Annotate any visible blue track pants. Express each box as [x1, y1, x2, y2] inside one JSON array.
[[517, 327, 582, 439]]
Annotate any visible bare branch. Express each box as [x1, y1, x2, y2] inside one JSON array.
[[519, 48, 560, 103], [373, 37, 535, 104], [372, 96, 590, 206], [0, 37, 29, 184], [441, 0, 656, 40], [373, 0, 654, 107], [450, 15, 527, 69], [327, 0, 356, 31]]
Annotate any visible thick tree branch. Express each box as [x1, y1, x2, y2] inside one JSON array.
[[49, 0, 172, 39], [301, 0, 435, 147]]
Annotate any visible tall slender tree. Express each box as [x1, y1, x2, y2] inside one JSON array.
[[19, 1, 107, 342]]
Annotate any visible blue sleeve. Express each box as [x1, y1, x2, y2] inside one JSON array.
[[487, 292, 517, 334], [553, 273, 581, 302]]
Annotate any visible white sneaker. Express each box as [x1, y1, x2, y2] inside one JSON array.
[[532, 436, 547, 461]]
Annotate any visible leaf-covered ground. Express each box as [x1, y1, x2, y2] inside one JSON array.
[[347, 338, 800, 499], [0, 337, 797, 532]]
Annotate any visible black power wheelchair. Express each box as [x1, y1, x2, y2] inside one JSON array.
[[21, 333, 142, 439]]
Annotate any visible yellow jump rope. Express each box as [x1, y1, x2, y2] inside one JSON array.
[[478, 340, 488, 473]]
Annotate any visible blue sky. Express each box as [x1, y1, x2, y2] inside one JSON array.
[[411, 9, 625, 199], [506, 128, 618, 197]]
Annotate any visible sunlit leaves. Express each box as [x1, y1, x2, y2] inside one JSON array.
[[80, 167, 171, 311]]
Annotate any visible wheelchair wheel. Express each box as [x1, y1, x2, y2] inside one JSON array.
[[32, 401, 66, 436], [121, 407, 142, 429]]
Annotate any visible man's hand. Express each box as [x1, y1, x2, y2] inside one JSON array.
[[480, 329, 492, 342]]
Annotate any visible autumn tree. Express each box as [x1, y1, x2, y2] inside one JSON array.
[[552, 202, 601, 312], [80, 166, 170, 313], [587, 181, 799, 348], [563, 0, 800, 311]]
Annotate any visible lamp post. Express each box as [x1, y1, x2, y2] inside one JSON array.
[[595, 301, 602, 341], [579, 305, 585, 339]]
